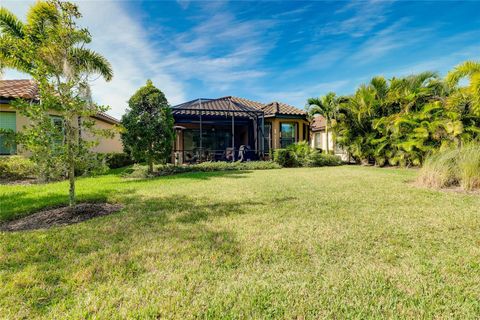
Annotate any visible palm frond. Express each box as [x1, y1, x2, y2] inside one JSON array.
[[0, 7, 25, 38], [446, 60, 480, 87], [68, 47, 113, 81]]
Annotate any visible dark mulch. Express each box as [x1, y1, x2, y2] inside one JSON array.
[[0, 203, 124, 232]]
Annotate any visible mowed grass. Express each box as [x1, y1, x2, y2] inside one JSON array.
[[0, 166, 479, 319]]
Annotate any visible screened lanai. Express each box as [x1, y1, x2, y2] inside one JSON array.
[[171, 96, 266, 164]]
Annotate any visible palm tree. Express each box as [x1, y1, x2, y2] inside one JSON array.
[[307, 92, 338, 153], [0, 4, 112, 81], [0, 1, 113, 206], [446, 60, 480, 117]]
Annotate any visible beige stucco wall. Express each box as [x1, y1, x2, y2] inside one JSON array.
[[310, 129, 350, 161], [266, 117, 309, 150], [0, 103, 123, 154]]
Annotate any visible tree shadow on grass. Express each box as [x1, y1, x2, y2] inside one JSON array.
[[121, 169, 253, 184], [0, 190, 302, 315]]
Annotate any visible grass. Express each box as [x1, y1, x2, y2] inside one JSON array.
[[1, 166, 479, 318], [418, 143, 480, 191]]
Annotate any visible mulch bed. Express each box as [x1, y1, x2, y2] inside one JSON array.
[[0, 203, 123, 232]]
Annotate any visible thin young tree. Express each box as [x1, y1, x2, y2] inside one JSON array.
[[121, 80, 175, 174], [0, 1, 113, 206]]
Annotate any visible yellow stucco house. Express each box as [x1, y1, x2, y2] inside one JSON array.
[[0, 79, 123, 155], [310, 115, 349, 161], [171, 96, 309, 163]]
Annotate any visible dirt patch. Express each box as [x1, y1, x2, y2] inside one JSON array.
[[0, 178, 38, 185], [0, 203, 124, 232]]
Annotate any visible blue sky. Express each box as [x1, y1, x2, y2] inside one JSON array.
[[3, 0, 480, 118]]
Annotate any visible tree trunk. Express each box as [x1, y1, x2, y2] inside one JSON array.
[[68, 160, 75, 207], [148, 159, 153, 174], [67, 123, 76, 207]]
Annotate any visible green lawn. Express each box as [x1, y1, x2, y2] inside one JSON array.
[[1, 166, 479, 318]]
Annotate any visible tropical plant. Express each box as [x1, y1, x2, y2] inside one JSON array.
[[273, 141, 341, 167], [307, 92, 339, 153], [121, 80, 175, 174], [0, 1, 113, 205], [327, 66, 479, 167]]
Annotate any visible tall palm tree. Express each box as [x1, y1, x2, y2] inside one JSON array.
[[0, 1, 113, 206], [0, 3, 112, 81], [307, 92, 338, 153]]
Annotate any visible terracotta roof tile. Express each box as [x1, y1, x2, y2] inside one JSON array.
[[311, 115, 326, 131], [172, 96, 306, 118], [0, 79, 38, 100], [262, 101, 306, 117], [1, 79, 119, 124], [172, 96, 264, 118]]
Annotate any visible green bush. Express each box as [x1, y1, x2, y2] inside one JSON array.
[[305, 152, 343, 167], [104, 153, 135, 169], [124, 161, 281, 178], [417, 143, 480, 191], [273, 149, 299, 167], [274, 142, 342, 167], [75, 153, 109, 177], [0, 156, 37, 180]]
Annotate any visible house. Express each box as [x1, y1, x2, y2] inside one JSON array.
[[0, 79, 123, 155], [171, 96, 309, 163], [310, 115, 349, 161]]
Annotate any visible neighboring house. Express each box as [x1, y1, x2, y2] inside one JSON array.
[[0, 79, 123, 155], [310, 115, 349, 161], [171, 96, 309, 163]]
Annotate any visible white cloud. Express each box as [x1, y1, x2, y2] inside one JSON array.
[[256, 80, 350, 108], [348, 18, 430, 63], [155, 12, 277, 92], [2, 0, 187, 119], [320, 0, 396, 38]]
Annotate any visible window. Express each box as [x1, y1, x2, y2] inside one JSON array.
[[280, 122, 296, 148], [0, 111, 17, 155], [314, 132, 322, 149], [262, 123, 272, 154]]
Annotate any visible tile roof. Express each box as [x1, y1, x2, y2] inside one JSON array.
[[172, 96, 306, 118], [0, 79, 119, 124], [0, 79, 38, 100], [172, 96, 264, 118], [262, 101, 306, 117], [311, 115, 327, 131]]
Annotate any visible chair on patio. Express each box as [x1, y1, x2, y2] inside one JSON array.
[[225, 147, 234, 161]]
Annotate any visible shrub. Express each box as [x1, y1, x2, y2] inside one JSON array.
[[75, 153, 109, 177], [305, 152, 343, 167], [0, 156, 37, 180], [105, 153, 135, 169], [274, 142, 342, 167], [417, 143, 480, 191], [273, 149, 299, 167], [124, 161, 281, 178]]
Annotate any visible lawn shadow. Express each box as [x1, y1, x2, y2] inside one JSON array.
[[0, 188, 303, 314], [121, 169, 253, 184]]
